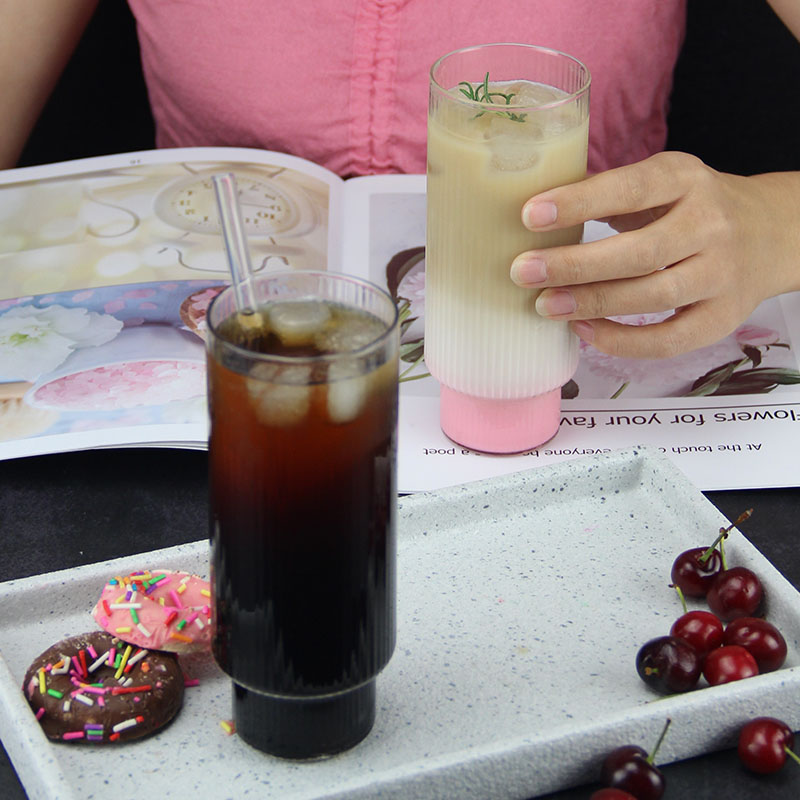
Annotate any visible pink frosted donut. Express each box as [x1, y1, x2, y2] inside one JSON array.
[[92, 569, 212, 654]]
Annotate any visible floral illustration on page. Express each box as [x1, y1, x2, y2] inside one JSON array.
[[576, 311, 800, 399], [686, 324, 800, 396], [385, 246, 429, 383], [0, 303, 123, 383]]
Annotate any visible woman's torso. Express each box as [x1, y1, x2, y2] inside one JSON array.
[[127, 0, 686, 176]]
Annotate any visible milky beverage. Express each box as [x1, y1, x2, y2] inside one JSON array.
[[426, 74, 589, 441], [207, 294, 397, 756]]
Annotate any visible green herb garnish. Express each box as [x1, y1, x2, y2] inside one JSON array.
[[457, 72, 527, 122]]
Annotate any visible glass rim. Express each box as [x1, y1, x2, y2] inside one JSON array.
[[206, 269, 400, 366], [430, 42, 591, 111]]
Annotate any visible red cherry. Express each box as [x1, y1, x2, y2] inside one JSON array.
[[670, 546, 722, 597], [599, 745, 665, 800], [670, 610, 723, 660], [600, 720, 671, 800], [590, 789, 638, 800], [636, 636, 701, 694], [738, 717, 796, 773], [723, 617, 787, 672], [706, 566, 763, 621], [702, 644, 759, 685], [669, 509, 753, 599]]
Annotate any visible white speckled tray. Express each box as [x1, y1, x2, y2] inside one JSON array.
[[2, 447, 800, 800]]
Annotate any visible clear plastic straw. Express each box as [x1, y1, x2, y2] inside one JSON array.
[[212, 172, 260, 319]]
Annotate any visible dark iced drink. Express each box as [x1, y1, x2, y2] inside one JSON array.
[[206, 271, 399, 758]]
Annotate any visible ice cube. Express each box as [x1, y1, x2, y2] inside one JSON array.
[[247, 363, 311, 426], [540, 104, 581, 137], [315, 313, 385, 354], [487, 130, 541, 171], [268, 300, 331, 346], [484, 111, 532, 137], [504, 80, 562, 108], [326, 359, 368, 423]]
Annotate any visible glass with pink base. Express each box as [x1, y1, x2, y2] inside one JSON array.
[[425, 43, 590, 453]]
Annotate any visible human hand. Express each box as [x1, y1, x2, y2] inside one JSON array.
[[510, 151, 800, 359]]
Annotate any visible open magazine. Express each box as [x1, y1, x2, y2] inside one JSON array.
[[1, 146, 799, 492]]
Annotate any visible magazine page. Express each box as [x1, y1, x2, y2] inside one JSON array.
[[0, 147, 344, 459], [342, 175, 800, 493]]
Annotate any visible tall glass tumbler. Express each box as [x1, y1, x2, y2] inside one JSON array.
[[207, 270, 399, 758], [426, 43, 590, 453]]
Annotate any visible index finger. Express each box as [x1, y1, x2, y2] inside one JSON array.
[[522, 151, 705, 230]]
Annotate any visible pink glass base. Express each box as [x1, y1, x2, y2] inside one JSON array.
[[439, 385, 561, 454]]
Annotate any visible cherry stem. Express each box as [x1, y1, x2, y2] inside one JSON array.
[[647, 717, 672, 765], [785, 746, 800, 767], [698, 529, 726, 568], [671, 583, 688, 613], [698, 508, 753, 568]]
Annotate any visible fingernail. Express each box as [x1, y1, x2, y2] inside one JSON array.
[[523, 201, 557, 229], [511, 256, 547, 285], [571, 320, 594, 343], [536, 289, 576, 317]]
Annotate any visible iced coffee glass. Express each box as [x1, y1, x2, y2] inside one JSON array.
[[426, 43, 590, 453], [206, 270, 399, 758]]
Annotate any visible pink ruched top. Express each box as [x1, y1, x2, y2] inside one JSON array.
[[126, 0, 686, 176]]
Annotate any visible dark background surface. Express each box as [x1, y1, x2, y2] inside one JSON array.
[[4, 1, 800, 798]]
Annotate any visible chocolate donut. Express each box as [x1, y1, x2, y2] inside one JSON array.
[[23, 631, 184, 743]]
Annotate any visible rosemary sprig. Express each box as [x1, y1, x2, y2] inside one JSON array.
[[457, 72, 527, 122]]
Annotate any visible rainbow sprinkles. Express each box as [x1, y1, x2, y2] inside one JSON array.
[[92, 569, 213, 654]]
